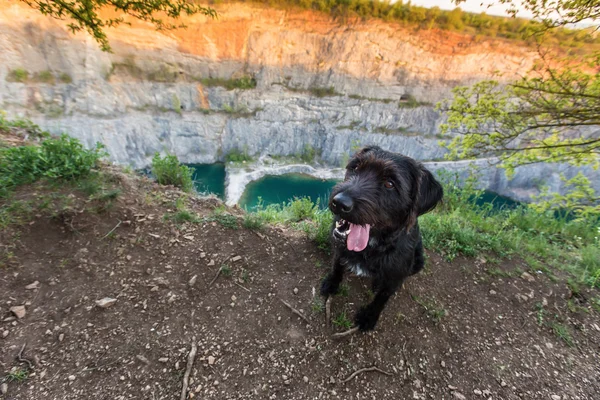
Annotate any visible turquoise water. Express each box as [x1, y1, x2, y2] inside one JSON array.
[[185, 163, 520, 211], [188, 163, 226, 198], [476, 190, 519, 210], [239, 173, 338, 209]]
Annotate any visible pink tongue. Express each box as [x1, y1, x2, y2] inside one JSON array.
[[347, 223, 371, 252]]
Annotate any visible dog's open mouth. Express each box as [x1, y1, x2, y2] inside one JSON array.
[[334, 219, 371, 252]]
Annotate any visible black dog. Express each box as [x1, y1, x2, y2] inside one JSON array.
[[321, 146, 443, 331]]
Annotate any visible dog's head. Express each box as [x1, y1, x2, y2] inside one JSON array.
[[329, 146, 443, 251]]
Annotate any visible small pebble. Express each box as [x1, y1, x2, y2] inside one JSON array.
[[293, 288, 299, 295], [68, 375, 76, 381]]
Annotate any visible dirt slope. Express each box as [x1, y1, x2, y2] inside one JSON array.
[[1, 171, 599, 400]]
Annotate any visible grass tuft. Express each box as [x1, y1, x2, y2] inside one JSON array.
[[332, 311, 353, 329]]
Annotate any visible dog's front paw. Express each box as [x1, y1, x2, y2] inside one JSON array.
[[355, 306, 379, 332], [320, 275, 340, 297]]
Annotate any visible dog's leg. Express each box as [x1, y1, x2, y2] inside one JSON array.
[[355, 276, 404, 331], [320, 255, 345, 297], [411, 239, 425, 275]]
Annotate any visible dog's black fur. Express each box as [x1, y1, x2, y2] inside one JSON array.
[[321, 146, 443, 331]]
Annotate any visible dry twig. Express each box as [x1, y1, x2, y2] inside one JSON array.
[[209, 267, 222, 287], [102, 220, 122, 240], [180, 338, 198, 400], [331, 326, 359, 339], [17, 343, 33, 369], [80, 357, 123, 374], [342, 365, 393, 383], [280, 299, 310, 324], [325, 297, 332, 326], [234, 282, 250, 292]]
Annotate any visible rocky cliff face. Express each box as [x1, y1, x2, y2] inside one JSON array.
[[1, 1, 598, 202]]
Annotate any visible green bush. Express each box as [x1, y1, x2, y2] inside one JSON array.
[[0, 134, 104, 197], [59, 73, 73, 84], [308, 86, 338, 97], [6, 68, 29, 83], [34, 70, 55, 84], [288, 196, 319, 222], [225, 148, 253, 163], [151, 153, 194, 192], [200, 75, 257, 90], [300, 144, 317, 163]]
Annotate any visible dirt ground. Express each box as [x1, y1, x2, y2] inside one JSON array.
[[1, 171, 599, 400]]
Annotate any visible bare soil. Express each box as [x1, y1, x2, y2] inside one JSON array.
[[1, 171, 599, 400]]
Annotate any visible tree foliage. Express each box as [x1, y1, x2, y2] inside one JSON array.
[[441, 0, 600, 215], [20, 0, 217, 51]]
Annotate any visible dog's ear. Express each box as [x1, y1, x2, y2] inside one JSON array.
[[416, 167, 443, 215], [355, 145, 381, 156], [406, 166, 443, 231]]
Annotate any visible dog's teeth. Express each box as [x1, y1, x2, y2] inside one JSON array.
[[336, 221, 342, 228], [347, 229, 351, 234]]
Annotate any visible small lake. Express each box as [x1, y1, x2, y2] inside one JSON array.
[[239, 173, 338, 209], [186, 163, 519, 211], [188, 163, 226, 198]]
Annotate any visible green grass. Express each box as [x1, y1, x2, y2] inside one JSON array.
[[338, 283, 350, 297], [373, 126, 408, 135], [206, 206, 239, 229], [311, 298, 324, 313], [165, 209, 200, 224], [7, 367, 29, 382], [307, 86, 339, 97], [6, 68, 29, 82], [0, 200, 34, 229], [398, 94, 431, 108], [332, 311, 353, 329], [220, 264, 232, 277], [411, 295, 446, 323], [200, 75, 256, 90], [242, 213, 266, 230], [550, 322, 574, 347], [59, 72, 73, 84], [245, 197, 333, 251]]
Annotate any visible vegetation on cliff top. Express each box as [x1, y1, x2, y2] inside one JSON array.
[[235, 0, 599, 52]]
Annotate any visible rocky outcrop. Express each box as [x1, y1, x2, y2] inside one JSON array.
[[1, 1, 598, 203]]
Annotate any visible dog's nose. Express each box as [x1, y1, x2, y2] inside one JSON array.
[[331, 193, 354, 214]]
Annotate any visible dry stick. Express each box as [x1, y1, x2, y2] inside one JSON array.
[[209, 255, 232, 287], [325, 297, 332, 326], [279, 299, 310, 324], [341, 366, 393, 383], [180, 338, 198, 400], [80, 357, 123, 374], [102, 220, 122, 240], [17, 343, 33, 369], [331, 326, 359, 339], [209, 267, 222, 287], [234, 282, 250, 292]]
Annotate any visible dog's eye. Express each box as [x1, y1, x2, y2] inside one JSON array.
[[384, 180, 394, 189]]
